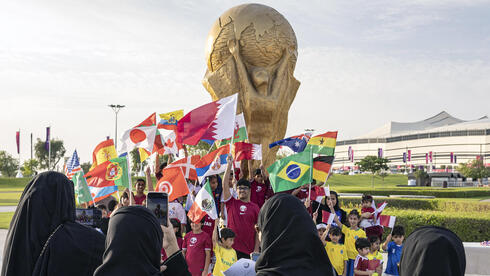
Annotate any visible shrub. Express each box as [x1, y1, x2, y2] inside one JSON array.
[[339, 198, 490, 213]]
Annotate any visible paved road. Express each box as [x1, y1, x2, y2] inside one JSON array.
[[0, 206, 17, 213]]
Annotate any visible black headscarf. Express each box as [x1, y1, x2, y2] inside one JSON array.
[[94, 206, 163, 276], [255, 193, 334, 276], [1, 171, 105, 276], [400, 226, 466, 276]]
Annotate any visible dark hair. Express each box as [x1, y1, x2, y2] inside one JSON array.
[[369, 235, 380, 244], [348, 209, 360, 219], [208, 175, 219, 182], [329, 226, 342, 237], [159, 162, 167, 170], [96, 204, 107, 211], [330, 191, 341, 211], [361, 194, 373, 204], [355, 238, 371, 250], [220, 228, 236, 240], [108, 200, 118, 212], [170, 218, 182, 238], [254, 169, 262, 176], [121, 192, 129, 199], [237, 178, 251, 188], [136, 178, 146, 185], [392, 225, 405, 237]]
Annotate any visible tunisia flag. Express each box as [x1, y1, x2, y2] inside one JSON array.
[[234, 142, 262, 161], [156, 167, 189, 201]]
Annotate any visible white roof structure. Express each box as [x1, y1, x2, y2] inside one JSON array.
[[357, 111, 489, 139]]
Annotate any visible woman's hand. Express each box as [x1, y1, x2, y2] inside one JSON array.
[[161, 217, 179, 257]]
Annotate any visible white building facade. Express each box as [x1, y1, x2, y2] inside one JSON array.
[[335, 112, 490, 169]]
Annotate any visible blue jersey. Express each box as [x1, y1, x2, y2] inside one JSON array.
[[385, 241, 403, 275]]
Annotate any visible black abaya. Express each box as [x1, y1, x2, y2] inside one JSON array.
[[1, 171, 105, 276], [255, 193, 334, 276], [399, 226, 466, 276]]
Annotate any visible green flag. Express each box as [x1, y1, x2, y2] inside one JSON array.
[[218, 113, 248, 146], [72, 170, 93, 204], [267, 149, 313, 193], [109, 156, 131, 188]]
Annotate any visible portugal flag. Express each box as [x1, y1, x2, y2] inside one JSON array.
[[313, 156, 334, 182], [267, 149, 312, 193], [306, 131, 337, 156]]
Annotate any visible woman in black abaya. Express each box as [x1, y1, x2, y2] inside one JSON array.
[[255, 193, 334, 276], [1, 171, 105, 276], [94, 205, 190, 276], [399, 226, 466, 276]]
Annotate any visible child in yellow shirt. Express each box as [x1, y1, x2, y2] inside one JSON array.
[[367, 235, 383, 276], [332, 208, 366, 276], [320, 224, 348, 276], [212, 220, 237, 276]]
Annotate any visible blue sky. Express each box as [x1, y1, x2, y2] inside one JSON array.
[[1, 0, 489, 164]]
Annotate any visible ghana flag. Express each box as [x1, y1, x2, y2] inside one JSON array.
[[313, 156, 334, 182], [267, 149, 312, 193], [305, 131, 337, 155]]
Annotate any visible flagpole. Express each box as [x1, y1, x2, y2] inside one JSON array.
[[48, 126, 51, 170], [308, 146, 313, 200]]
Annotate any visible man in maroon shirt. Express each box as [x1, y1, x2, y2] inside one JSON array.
[[223, 158, 260, 260], [248, 161, 274, 209]]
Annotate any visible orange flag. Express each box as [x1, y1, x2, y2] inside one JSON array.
[[156, 167, 189, 201]]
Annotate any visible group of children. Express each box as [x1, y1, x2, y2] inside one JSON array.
[[317, 195, 405, 276]]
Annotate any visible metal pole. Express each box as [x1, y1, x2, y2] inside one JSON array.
[[108, 104, 125, 149], [30, 133, 33, 160], [48, 126, 51, 170]]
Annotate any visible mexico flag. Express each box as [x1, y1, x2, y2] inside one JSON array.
[[187, 180, 218, 223]]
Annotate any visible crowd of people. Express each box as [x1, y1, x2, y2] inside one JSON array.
[[0, 155, 467, 276]]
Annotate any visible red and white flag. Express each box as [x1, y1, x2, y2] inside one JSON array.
[[322, 211, 335, 225], [176, 94, 237, 145], [378, 215, 396, 228], [155, 167, 189, 202], [373, 201, 388, 222], [162, 131, 181, 155], [234, 142, 262, 161], [120, 126, 157, 153], [314, 185, 330, 203], [166, 155, 200, 180]]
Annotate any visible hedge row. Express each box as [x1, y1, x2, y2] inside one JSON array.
[[339, 198, 490, 213], [333, 187, 490, 198], [376, 209, 490, 242]]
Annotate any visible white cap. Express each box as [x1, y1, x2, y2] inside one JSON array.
[[316, 223, 327, 230]]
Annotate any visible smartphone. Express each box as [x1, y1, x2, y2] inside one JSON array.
[[76, 208, 102, 227], [250, 252, 260, 262], [146, 192, 168, 226]]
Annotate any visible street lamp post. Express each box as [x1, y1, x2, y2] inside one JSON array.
[[108, 104, 125, 149]]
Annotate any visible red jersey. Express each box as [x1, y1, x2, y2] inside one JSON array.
[[201, 214, 215, 237], [183, 231, 212, 276], [361, 207, 375, 219], [354, 255, 369, 276], [161, 237, 183, 261], [250, 179, 272, 208], [225, 197, 259, 254], [133, 193, 146, 205]]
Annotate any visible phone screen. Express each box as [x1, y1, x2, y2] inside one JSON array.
[[250, 252, 260, 262], [76, 208, 94, 226], [146, 192, 168, 226]]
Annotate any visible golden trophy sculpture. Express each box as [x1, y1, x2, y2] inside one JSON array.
[[203, 3, 300, 170]]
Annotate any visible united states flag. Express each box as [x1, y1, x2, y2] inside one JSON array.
[[65, 150, 81, 180]]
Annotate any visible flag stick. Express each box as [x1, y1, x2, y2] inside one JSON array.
[[126, 153, 133, 206], [308, 147, 313, 200]]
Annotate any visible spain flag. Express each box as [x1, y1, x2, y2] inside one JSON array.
[[90, 139, 117, 171]]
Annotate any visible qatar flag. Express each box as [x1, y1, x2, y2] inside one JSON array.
[[314, 185, 330, 203], [119, 126, 157, 153], [176, 94, 237, 145], [321, 211, 335, 225], [234, 142, 262, 161], [378, 215, 396, 228]]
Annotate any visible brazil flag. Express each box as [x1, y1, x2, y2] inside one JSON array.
[[267, 149, 312, 193]]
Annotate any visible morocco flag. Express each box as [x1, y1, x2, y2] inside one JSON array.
[[187, 180, 218, 223], [234, 142, 262, 161], [155, 167, 189, 202]]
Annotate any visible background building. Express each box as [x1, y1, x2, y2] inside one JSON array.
[[335, 111, 490, 170]]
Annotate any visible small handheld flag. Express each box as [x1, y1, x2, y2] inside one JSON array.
[[187, 180, 218, 223], [322, 211, 335, 225], [65, 150, 81, 180], [378, 215, 396, 228]]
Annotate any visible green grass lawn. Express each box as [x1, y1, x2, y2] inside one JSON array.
[[327, 174, 406, 188], [0, 212, 14, 229], [0, 192, 22, 206]]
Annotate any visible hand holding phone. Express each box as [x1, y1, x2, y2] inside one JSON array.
[[146, 192, 168, 226]]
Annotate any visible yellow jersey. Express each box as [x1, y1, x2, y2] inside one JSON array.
[[341, 226, 367, 259], [367, 250, 383, 276], [325, 242, 348, 275], [212, 244, 237, 276]]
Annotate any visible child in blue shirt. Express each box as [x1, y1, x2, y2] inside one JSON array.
[[382, 225, 404, 276]]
